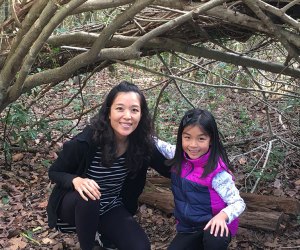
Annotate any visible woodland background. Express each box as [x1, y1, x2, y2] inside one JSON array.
[[0, 0, 299, 249]]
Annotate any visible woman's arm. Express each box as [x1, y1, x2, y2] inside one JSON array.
[[49, 138, 101, 200], [49, 139, 85, 189]]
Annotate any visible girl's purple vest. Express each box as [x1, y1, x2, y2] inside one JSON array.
[[171, 152, 239, 236]]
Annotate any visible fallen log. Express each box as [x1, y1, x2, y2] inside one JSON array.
[[139, 189, 285, 232], [239, 211, 284, 232], [145, 177, 300, 216], [241, 193, 300, 216], [139, 177, 300, 232]]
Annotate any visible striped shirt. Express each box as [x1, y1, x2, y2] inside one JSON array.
[[56, 148, 129, 233], [86, 149, 129, 215]]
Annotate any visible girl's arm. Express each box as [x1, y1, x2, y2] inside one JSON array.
[[154, 137, 175, 159], [212, 171, 246, 223], [148, 138, 175, 178], [204, 171, 245, 237]]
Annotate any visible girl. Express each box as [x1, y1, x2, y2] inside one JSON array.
[[167, 108, 246, 250], [47, 81, 171, 250]]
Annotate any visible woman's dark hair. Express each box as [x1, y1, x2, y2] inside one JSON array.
[[90, 81, 154, 174], [167, 108, 232, 177]]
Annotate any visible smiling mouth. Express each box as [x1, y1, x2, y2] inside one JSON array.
[[120, 123, 132, 128]]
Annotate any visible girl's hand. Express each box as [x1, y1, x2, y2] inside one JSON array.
[[72, 177, 101, 201], [204, 211, 229, 237]]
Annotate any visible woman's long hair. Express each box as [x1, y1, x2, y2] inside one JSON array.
[[167, 109, 232, 177], [90, 81, 154, 175]]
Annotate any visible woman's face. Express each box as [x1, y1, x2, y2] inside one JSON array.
[[109, 92, 142, 141]]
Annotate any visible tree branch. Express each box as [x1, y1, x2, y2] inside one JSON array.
[[71, 0, 134, 14], [243, 0, 300, 64], [115, 59, 300, 99], [0, 0, 50, 97], [257, 0, 300, 32], [7, 0, 88, 104], [131, 0, 227, 51], [48, 33, 300, 79]]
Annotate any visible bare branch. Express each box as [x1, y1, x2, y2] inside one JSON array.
[[115, 59, 300, 99], [71, 0, 134, 14], [243, 0, 300, 64], [131, 0, 227, 51], [257, 0, 300, 32], [281, 0, 300, 12], [11, 0, 22, 27], [7, 0, 88, 104]]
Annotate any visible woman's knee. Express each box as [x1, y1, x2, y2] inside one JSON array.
[[75, 197, 100, 216]]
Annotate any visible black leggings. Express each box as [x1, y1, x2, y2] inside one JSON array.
[[58, 191, 150, 250], [168, 228, 231, 250]]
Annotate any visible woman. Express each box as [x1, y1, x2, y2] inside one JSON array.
[[47, 81, 171, 250]]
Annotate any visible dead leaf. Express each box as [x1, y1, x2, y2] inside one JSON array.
[[8, 237, 27, 250], [294, 179, 300, 186], [38, 200, 48, 209], [273, 188, 284, 196], [264, 241, 278, 248], [286, 190, 297, 197], [42, 237, 54, 244], [238, 157, 247, 165], [273, 179, 281, 189], [53, 242, 63, 250], [7, 229, 21, 239], [12, 153, 24, 162]]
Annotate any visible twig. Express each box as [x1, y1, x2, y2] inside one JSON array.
[[276, 136, 300, 148], [156, 53, 195, 108], [280, 246, 300, 249], [230, 141, 270, 161], [250, 139, 277, 193], [245, 149, 266, 192], [11, 0, 22, 28], [20, 232, 41, 245], [243, 66, 273, 136]]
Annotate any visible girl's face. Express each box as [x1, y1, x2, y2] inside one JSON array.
[[182, 125, 211, 160], [109, 92, 142, 142]]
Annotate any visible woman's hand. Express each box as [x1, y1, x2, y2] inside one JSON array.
[[204, 211, 229, 237], [72, 177, 101, 201]]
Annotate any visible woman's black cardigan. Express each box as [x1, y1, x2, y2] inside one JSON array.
[[47, 126, 171, 228]]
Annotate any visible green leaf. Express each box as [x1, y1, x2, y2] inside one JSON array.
[[2, 196, 10, 204]]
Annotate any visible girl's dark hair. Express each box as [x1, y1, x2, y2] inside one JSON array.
[[90, 81, 154, 174], [167, 108, 232, 177]]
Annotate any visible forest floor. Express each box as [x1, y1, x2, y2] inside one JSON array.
[[0, 147, 299, 250], [1, 70, 300, 249]]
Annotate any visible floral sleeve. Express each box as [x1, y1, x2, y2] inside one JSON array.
[[154, 137, 175, 159], [212, 171, 246, 223]]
